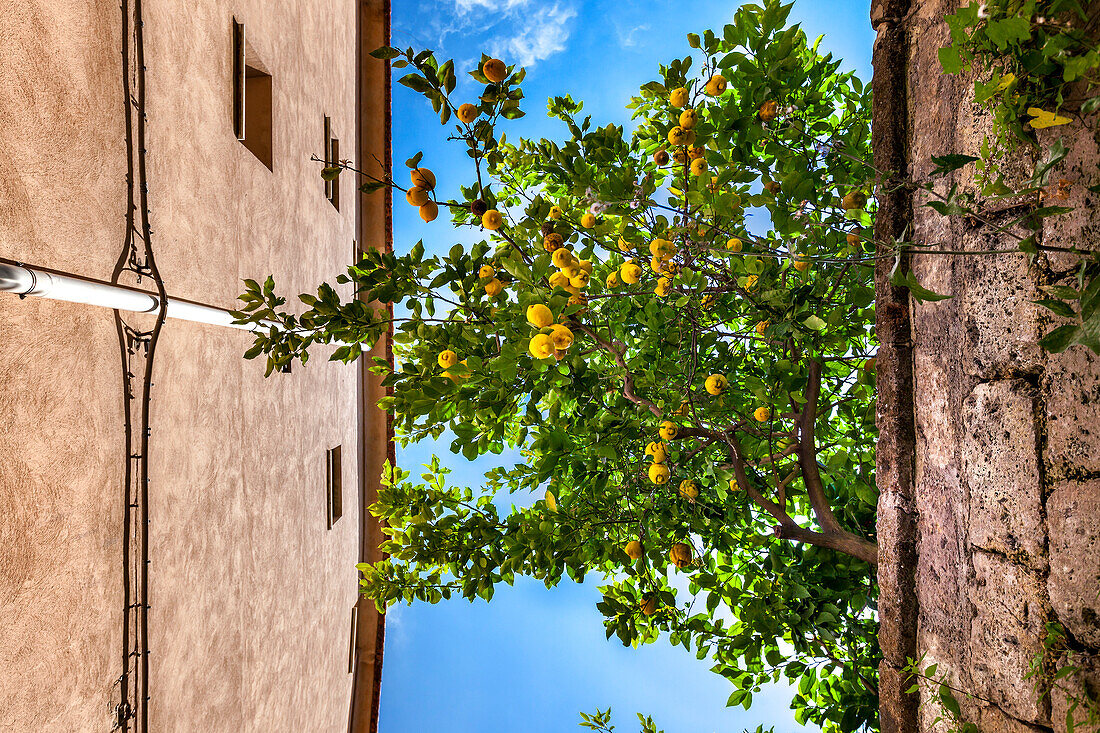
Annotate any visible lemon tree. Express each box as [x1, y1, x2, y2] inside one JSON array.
[[236, 2, 880, 729]]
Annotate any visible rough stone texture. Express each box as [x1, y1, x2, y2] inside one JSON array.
[[877, 0, 1100, 730], [0, 1, 387, 731], [1044, 348, 1100, 480], [969, 551, 1050, 724], [962, 381, 1047, 570], [1047, 480, 1100, 649], [1050, 652, 1100, 733]]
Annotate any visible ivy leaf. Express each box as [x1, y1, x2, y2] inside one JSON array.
[[938, 45, 964, 74], [1027, 107, 1072, 129], [985, 17, 1031, 50]]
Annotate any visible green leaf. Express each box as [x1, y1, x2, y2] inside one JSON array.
[[802, 315, 827, 331], [369, 46, 401, 60], [985, 17, 1031, 50], [1032, 299, 1076, 318], [1040, 324, 1081, 353], [938, 45, 964, 74], [930, 154, 979, 177]]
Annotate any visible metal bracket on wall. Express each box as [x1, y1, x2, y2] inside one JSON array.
[[110, 0, 165, 730]]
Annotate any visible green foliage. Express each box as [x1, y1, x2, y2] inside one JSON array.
[[239, 1, 881, 728], [934, 0, 1100, 352]]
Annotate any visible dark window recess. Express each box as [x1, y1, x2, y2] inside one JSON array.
[[347, 604, 359, 674], [324, 115, 340, 209], [232, 19, 273, 169], [326, 445, 343, 528]]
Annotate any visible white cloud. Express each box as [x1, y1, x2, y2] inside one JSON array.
[[454, 0, 530, 11], [615, 22, 649, 48], [488, 3, 578, 66]]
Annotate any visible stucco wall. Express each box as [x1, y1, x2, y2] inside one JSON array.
[[876, 0, 1100, 730], [0, 1, 383, 730]]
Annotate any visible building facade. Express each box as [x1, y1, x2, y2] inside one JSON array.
[[0, 1, 390, 730]]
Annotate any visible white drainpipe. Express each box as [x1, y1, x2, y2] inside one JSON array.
[[0, 262, 259, 331]]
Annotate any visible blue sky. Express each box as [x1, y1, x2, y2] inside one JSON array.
[[379, 2, 873, 731]]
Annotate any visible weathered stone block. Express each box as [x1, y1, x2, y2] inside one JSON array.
[[962, 380, 1047, 569], [969, 551, 1050, 725], [1044, 348, 1100, 479], [978, 705, 1053, 733], [1047, 479, 1100, 648]]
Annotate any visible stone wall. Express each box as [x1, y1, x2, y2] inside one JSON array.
[[875, 1, 1100, 730]]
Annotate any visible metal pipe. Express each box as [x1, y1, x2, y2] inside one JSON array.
[[0, 262, 257, 331]]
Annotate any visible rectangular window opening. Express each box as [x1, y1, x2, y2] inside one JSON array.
[[233, 19, 273, 170], [326, 445, 343, 528], [324, 115, 340, 210]]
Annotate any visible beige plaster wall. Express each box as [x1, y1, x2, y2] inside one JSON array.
[[0, 1, 383, 730]]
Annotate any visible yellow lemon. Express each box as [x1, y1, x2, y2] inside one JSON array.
[[667, 126, 691, 146], [457, 103, 478, 124], [550, 324, 574, 350], [705, 374, 728, 395], [526, 304, 553, 328], [548, 271, 570, 289], [410, 167, 436, 190], [482, 209, 503, 230], [406, 187, 429, 206], [551, 248, 574, 269], [669, 543, 692, 568], [529, 333, 554, 359], [648, 463, 670, 485], [483, 58, 508, 83], [437, 350, 458, 369], [659, 421, 678, 440], [419, 202, 439, 222], [620, 262, 642, 284]]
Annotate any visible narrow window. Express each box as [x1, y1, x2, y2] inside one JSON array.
[[232, 19, 273, 169], [326, 445, 343, 528], [324, 116, 340, 209], [347, 604, 359, 674]]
